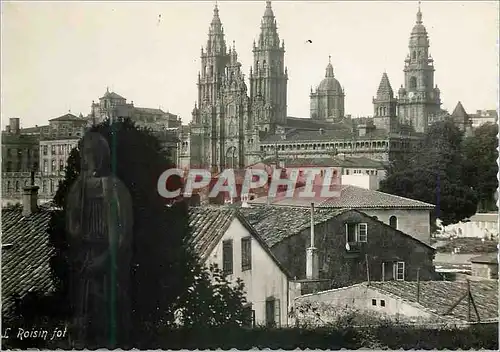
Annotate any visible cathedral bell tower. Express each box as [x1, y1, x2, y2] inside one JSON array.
[[249, 1, 288, 133], [397, 2, 441, 133], [191, 4, 230, 172]]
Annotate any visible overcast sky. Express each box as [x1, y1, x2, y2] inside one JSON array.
[[1, 1, 498, 129]]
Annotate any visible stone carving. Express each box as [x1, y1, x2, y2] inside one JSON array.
[[66, 132, 133, 348]]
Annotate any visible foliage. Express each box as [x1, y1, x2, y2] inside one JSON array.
[[381, 120, 479, 226], [6, 118, 248, 348], [463, 123, 499, 212], [435, 237, 498, 254], [171, 263, 249, 329]]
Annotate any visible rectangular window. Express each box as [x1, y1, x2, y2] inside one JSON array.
[[51, 160, 56, 174], [345, 223, 368, 243], [222, 240, 233, 275], [358, 223, 368, 242], [59, 160, 64, 172], [43, 160, 48, 174], [372, 299, 376, 306], [241, 236, 252, 271], [394, 262, 405, 281], [51, 145, 56, 155], [380, 300, 386, 307]]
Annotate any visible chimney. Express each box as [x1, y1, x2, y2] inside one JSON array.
[[22, 172, 39, 217], [306, 202, 319, 280], [9, 118, 20, 134]]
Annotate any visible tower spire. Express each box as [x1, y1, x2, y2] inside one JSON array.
[[416, 1, 422, 24]]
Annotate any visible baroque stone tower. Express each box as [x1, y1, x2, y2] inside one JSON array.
[[190, 4, 255, 172], [249, 0, 288, 133], [397, 2, 441, 133], [373, 72, 398, 132], [310, 56, 345, 121]]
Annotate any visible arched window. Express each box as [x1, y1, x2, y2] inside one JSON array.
[[409, 76, 417, 89], [389, 216, 398, 229], [373, 216, 378, 220], [15, 181, 20, 192]]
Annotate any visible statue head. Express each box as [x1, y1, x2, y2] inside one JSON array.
[[80, 132, 111, 177]]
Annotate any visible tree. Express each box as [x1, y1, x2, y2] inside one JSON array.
[[463, 123, 498, 212], [381, 120, 478, 226], [9, 119, 248, 349]]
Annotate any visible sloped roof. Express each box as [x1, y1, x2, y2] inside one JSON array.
[[451, 101, 470, 121], [187, 205, 292, 277], [134, 107, 167, 115], [470, 253, 498, 265], [239, 206, 434, 250], [187, 206, 238, 261], [368, 280, 498, 323], [376, 72, 394, 98], [1, 205, 55, 316], [48, 113, 84, 122], [248, 184, 435, 209], [100, 91, 125, 100], [239, 206, 346, 247]]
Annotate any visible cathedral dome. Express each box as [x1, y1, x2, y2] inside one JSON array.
[[317, 59, 342, 93]]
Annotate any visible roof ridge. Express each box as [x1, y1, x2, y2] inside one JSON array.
[[349, 185, 435, 207]]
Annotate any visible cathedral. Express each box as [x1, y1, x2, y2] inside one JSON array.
[[180, 1, 445, 172]]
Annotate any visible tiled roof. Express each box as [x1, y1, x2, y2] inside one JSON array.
[[470, 253, 498, 265], [187, 206, 293, 277], [248, 184, 435, 209], [451, 101, 469, 119], [1, 205, 54, 316], [368, 280, 499, 323], [376, 72, 394, 98], [101, 91, 125, 100], [48, 113, 83, 122], [238, 206, 346, 247], [134, 107, 167, 115], [187, 206, 238, 261]]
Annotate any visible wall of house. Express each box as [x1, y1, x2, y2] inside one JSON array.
[[271, 210, 436, 292], [471, 262, 499, 279], [442, 216, 498, 240], [361, 208, 431, 245], [205, 218, 293, 326], [341, 174, 380, 190], [295, 284, 436, 322]]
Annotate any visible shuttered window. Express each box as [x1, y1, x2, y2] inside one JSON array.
[[222, 240, 233, 275], [241, 237, 252, 271]]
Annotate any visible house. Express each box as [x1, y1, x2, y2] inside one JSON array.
[[1, 185, 55, 320], [239, 205, 436, 293], [294, 280, 499, 326], [440, 213, 498, 240], [273, 155, 387, 190], [187, 206, 301, 327], [248, 184, 435, 245], [470, 253, 498, 280]]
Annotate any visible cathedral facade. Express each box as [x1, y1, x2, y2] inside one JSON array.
[[181, 1, 444, 171]]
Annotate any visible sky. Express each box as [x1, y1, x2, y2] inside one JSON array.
[[1, 1, 498, 129]]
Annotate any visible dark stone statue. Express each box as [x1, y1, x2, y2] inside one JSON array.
[[66, 132, 133, 348]]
